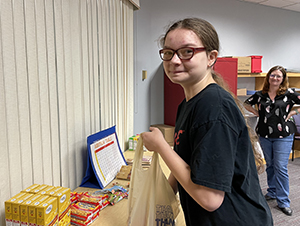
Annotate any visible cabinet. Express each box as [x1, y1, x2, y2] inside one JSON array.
[[164, 57, 238, 126]]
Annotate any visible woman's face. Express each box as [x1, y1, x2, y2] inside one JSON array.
[[163, 28, 214, 88], [268, 69, 283, 88]]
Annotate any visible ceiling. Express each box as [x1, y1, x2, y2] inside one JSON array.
[[238, 0, 300, 13]]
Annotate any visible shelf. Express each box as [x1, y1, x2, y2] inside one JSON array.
[[238, 72, 300, 78]]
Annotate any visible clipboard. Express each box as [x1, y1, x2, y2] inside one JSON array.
[[80, 125, 127, 189]]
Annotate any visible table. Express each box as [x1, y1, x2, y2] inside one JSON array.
[[74, 150, 186, 226]]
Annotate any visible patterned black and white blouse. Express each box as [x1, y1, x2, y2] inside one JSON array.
[[245, 88, 300, 138]]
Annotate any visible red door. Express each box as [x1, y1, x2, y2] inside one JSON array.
[[164, 57, 238, 126]]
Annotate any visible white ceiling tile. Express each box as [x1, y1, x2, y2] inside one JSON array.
[[242, 0, 267, 2], [284, 0, 300, 3], [241, 0, 300, 12], [284, 3, 300, 11], [260, 0, 294, 8]]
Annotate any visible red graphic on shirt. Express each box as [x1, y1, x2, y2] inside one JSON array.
[[174, 130, 184, 145]]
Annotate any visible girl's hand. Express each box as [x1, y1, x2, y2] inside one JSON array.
[[141, 127, 168, 153]]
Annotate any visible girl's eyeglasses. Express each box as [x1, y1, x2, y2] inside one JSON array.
[[159, 47, 206, 61]]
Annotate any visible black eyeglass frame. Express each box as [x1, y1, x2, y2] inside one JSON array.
[[159, 47, 206, 61]]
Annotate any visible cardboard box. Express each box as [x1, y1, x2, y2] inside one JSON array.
[[234, 56, 251, 73], [151, 124, 175, 146], [233, 56, 262, 73], [237, 88, 247, 96]]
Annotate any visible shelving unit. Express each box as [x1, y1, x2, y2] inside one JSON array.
[[238, 72, 300, 90]]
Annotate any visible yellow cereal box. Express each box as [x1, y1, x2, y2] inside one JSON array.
[[52, 187, 71, 216], [38, 186, 56, 196], [22, 184, 41, 193], [5, 192, 27, 226], [36, 196, 58, 226], [20, 194, 42, 226], [12, 193, 34, 226], [28, 195, 50, 226], [50, 187, 71, 226], [31, 184, 49, 194]]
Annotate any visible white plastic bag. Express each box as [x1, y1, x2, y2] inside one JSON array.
[[127, 136, 180, 226]]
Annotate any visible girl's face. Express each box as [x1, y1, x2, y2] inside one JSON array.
[[163, 28, 215, 88], [268, 69, 283, 88]]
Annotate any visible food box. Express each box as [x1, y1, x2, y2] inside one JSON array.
[[12, 193, 34, 226], [50, 187, 71, 225], [5, 192, 28, 226], [36, 196, 58, 226], [20, 194, 42, 226], [28, 195, 50, 226], [22, 184, 41, 193]]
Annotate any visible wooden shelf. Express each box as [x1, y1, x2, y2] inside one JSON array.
[[238, 72, 300, 90], [238, 72, 300, 78]]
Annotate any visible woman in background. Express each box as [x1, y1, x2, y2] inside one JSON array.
[[244, 65, 300, 216], [141, 17, 273, 226]]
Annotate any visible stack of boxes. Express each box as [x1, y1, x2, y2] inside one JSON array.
[[233, 55, 263, 73], [5, 184, 71, 226]]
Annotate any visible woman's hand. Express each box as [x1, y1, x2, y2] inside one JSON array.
[[286, 109, 298, 122]]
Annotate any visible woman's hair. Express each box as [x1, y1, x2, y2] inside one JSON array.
[[262, 65, 289, 95], [160, 18, 265, 174]]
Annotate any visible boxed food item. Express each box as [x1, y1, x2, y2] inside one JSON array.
[[30, 184, 49, 194], [20, 194, 42, 226], [128, 134, 140, 151], [38, 185, 57, 196], [151, 124, 175, 146], [5, 192, 28, 226], [28, 195, 50, 226], [50, 187, 71, 225], [71, 202, 100, 223], [36, 196, 58, 226], [22, 184, 41, 193], [12, 193, 34, 226]]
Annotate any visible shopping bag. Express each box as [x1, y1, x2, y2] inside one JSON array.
[[127, 136, 180, 226]]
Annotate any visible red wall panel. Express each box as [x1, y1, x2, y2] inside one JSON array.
[[164, 57, 238, 126]]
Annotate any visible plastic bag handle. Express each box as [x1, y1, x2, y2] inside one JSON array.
[[133, 135, 158, 171]]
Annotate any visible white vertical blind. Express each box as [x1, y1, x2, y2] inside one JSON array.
[[0, 0, 134, 224]]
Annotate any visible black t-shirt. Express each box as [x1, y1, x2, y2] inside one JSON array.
[[245, 89, 300, 138], [174, 84, 273, 226]]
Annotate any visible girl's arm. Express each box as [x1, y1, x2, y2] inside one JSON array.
[[141, 127, 224, 212]]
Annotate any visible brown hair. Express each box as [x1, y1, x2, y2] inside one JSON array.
[[160, 18, 265, 173], [262, 65, 289, 95]]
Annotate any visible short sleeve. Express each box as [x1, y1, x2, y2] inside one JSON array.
[[190, 120, 238, 193], [288, 88, 300, 104], [244, 92, 259, 106]]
